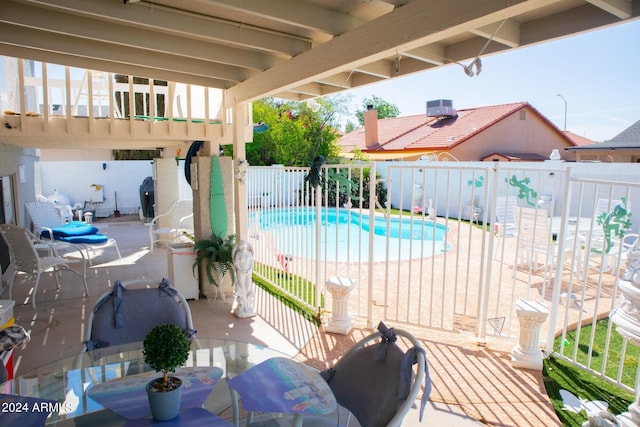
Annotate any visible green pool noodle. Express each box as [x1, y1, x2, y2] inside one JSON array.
[[209, 156, 228, 237]]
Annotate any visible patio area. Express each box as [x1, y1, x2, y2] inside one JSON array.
[[6, 217, 563, 426]]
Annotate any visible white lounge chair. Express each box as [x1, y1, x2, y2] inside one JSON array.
[[495, 196, 517, 237], [25, 201, 121, 265]]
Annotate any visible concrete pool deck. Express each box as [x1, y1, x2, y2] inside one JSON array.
[[7, 217, 565, 426]]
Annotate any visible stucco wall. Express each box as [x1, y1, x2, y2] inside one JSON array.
[[36, 160, 191, 218], [0, 142, 38, 227], [449, 110, 576, 161]]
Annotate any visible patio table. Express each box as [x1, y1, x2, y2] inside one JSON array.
[[549, 216, 593, 236], [4, 338, 290, 426], [227, 357, 336, 427]]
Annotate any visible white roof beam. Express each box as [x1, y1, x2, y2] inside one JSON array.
[[203, 0, 364, 36], [471, 19, 521, 48], [20, 0, 311, 56], [354, 60, 393, 79], [226, 0, 535, 103], [403, 44, 446, 65], [282, 82, 324, 97], [587, 0, 633, 19], [0, 24, 256, 85], [314, 72, 354, 89], [2, 2, 285, 70]]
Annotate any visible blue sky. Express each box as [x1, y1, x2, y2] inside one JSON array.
[[343, 19, 640, 142]]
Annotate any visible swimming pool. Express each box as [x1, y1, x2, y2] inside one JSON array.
[[254, 207, 450, 262]]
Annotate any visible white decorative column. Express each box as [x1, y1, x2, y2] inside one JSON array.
[[324, 276, 354, 335], [511, 300, 548, 370], [607, 245, 640, 427]]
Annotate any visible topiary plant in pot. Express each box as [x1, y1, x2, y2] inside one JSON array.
[[192, 233, 236, 288], [143, 324, 191, 421]]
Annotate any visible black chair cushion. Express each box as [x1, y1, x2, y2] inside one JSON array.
[[321, 339, 405, 427]]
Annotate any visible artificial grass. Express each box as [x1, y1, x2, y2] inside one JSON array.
[[252, 266, 322, 326], [543, 357, 634, 426], [543, 318, 637, 426]]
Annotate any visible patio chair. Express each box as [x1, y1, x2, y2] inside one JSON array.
[[494, 196, 517, 237], [147, 200, 194, 254], [25, 201, 121, 265], [247, 322, 430, 427], [83, 278, 197, 357], [0, 224, 88, 309], [513, 207, 574, 284]]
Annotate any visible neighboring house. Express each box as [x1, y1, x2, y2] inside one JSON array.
[[565, 119, 640, 162], [338, 101, 592, 161]]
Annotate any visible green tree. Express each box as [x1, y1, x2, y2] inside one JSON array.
[[246, 96, 345, 167], [344, 121, 357, 133], [112, 149, 161, 160], [355, 95, 400, 126]]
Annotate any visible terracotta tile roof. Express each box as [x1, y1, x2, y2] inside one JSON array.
[[339, 114, 430, 151], [338, 102, 584, 154], [562, 131, 596, 146]]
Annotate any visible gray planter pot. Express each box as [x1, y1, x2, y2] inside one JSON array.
[[146, 377, 183, 421]]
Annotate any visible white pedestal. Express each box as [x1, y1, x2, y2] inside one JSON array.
[[616, 404, 640, 427], [324, 276, 354, 335], [167, 243, 199, 300], [511, 300, 548, 370]]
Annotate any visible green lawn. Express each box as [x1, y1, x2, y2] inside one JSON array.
[[252, 263, 323, 325], [544, 319, 637, 426]]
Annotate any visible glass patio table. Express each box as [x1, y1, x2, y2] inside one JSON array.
[[2, 338, 290, 426]]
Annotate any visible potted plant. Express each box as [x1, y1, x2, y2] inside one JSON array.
[[192, 233, 236, 288], [143, 324, 191, 421]]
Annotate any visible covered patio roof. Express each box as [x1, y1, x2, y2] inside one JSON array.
[[2, 0, 639, 107]]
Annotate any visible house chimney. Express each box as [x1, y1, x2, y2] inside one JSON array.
[[364, 105, 379, 149]]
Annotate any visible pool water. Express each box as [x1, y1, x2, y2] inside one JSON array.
[[254, 208, 450, 262]]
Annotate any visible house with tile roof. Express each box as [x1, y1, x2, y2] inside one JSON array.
[[565, 119, 640, 162], [338, 101, 592, 162]]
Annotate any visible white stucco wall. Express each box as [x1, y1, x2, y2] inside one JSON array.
[[0, 142, 38, 227], [36, 160, 192, 218]]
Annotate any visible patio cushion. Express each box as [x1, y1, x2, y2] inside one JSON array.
[[41, 221, 100, 238], [88, 282, 189, 350], [320, 333, 406, 427], [58, 233, 109, 244]]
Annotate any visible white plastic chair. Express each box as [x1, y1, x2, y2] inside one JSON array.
[[0, 224, 88, 309], [495, 196, 517, 237], [147, 200, 194, 254], [513, 207, 574, 284]]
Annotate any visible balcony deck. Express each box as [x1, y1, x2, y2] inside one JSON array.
[[7, 217, 561, 426]]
